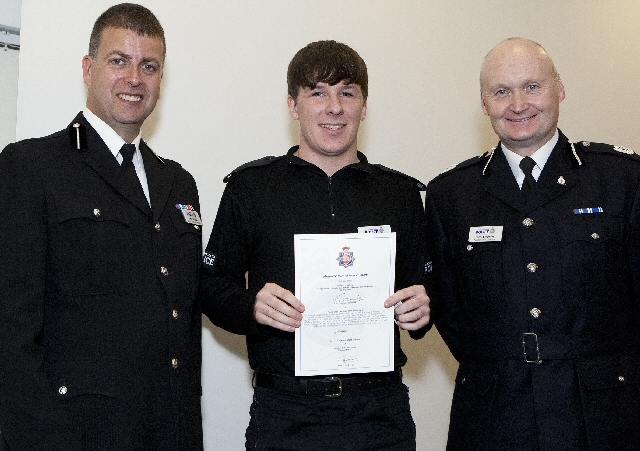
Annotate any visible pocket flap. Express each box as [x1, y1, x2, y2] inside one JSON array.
[[50, 360, 118, 399], [576, 354, 640, 391]]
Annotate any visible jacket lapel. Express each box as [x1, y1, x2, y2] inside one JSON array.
[[141, 141, 175, 224], [71, 114, 152, 217], [482, 132, 580, 214], [483, 147, 524, 211], [521, 134, 578, 213]]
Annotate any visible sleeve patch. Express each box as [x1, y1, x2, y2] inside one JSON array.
[[203, 252, 216, 269]]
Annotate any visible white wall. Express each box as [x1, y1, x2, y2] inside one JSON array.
[[0, 48, 19, 149], [0, 0, 21, 149], [15, 1, 640, 450]]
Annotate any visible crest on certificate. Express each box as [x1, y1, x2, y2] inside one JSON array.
[[337, 246, 355, 268]]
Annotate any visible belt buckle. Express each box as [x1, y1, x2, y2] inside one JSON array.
[[522, 332, 542, 364], [323, 376, 342, 397]]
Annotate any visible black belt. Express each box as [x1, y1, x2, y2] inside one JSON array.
[[461, 332, 636, 363], [253, 369, 402, 397]]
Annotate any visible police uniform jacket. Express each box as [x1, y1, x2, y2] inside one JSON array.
[[425, 131, 640, 450], [0, 113, 203, 450], [200, 146, 428, 376]]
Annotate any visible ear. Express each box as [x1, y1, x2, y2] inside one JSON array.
[[360, 99, 368, 121], [287, 95, 299, 120], [556, 74, 566, 102], [82, 55, 93, 88], [481, 94, 489, 115]]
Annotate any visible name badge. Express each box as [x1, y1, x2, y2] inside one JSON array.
[[181, 209, 203, 225], [468, 226, 503, 242], [358, 224, 391, 234]]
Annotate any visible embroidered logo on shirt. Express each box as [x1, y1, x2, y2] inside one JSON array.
[[203, 252, 216, 269]]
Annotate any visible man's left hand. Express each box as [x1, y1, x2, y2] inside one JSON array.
[[384, 285, 430, 330]]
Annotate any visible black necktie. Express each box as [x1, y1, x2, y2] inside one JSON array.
[[120, 143, 136, 169], [519, 156, 536, 199], [119, 143, 147, 205]]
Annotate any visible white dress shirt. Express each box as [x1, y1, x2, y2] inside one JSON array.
[[83, 108, 150, 205], [502, 130, 559, 189]]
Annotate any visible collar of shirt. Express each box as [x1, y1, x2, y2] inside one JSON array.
[[285, 145, 373, 174], [83, 108, 150, 205], [83, 108, 142, 166], [502, 129, 559, 188]]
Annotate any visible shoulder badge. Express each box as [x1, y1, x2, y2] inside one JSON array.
[[438, 163, 458, 176], [428, 150, 490, 184], [373, 164, 426, 190], [223, 155, 281, 183], [577, 140, 638, 159], [613, 145, 635, 155]]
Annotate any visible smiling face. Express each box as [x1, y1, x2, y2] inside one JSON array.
[[288, 80, 367, 173], [83, 26, 164, 142], [480, 39, 565, 156]]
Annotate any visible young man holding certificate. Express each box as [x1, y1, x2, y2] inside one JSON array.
[[200, 40, 430, 451]]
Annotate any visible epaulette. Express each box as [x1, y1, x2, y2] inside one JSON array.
[[574, 140, 640, 161], [428, 150, 492, 184], [373, 164, 426, 191], [223, 155, 282, 183]]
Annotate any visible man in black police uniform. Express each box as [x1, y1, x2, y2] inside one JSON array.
[[426, 37, 640, 450], [200, 40, 431, 451], [0, 4, 203, 450]]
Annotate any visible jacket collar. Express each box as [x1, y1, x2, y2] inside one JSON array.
[[285, 145, 373, 174], [482, 130, 580, 212], [68, 112, 174, 219]]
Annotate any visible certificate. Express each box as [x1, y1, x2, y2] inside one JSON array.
[[294, 232, 396, 376]]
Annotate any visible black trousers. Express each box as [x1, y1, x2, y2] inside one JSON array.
[[245, 383, 416, 451]]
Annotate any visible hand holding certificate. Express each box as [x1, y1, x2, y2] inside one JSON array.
[[294, 232, 396, 376]]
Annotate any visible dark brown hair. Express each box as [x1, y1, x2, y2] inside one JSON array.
[[287, 40, 368, 100], [88, 3, 165, 59]]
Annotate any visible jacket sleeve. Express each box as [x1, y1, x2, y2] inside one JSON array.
[[0, 144, 83, 449], [399, 185, 432, 340], [425, 189, 463, 361], [628, 177, 640, 352], [199, 183, 266, 337]]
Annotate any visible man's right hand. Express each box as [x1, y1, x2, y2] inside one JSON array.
[[254, 283, 305, 332]]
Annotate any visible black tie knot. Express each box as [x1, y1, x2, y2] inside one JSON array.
[[120, 144, 136, 168], [519, 156, 536, 177]]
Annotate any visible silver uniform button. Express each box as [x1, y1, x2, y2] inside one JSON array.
[[557, 176, 566, 185], [526, 263, 539, 273], [58, 385, 68, 395], [160, 266, 169, 277], [466, 245, 474, 251], [155, 222, 161, 232], [172, 309, 179, 319], [171, 358, 179, 369], [522, 218, 535, 228], [530, 308, 542, 318], [591, 233, 600, 240], [93, 208, 101, 217], [619, 376, 625, 383]]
